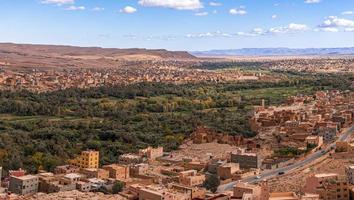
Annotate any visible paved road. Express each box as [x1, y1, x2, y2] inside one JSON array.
[[217, 125, 354, 192]]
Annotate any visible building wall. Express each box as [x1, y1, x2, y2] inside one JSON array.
[[217, 164, 240, 180], [81, 168, 109, 179], [9, 176, 39, 195], [138, 189, 163, 200], [73, 151, 99, 169], [233, 185, 259, 199], [179, 174, 205, 187], [103, 164, 130, 180], [231, 154, 261, 169], [345, 167, 354, 184]]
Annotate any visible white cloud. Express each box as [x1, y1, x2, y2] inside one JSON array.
[[269, 26, 288, 34], [120, 6, 137, 14], [229, 8, 247, 15], [345, 28, 354, 32], [319, 16, 354, 28], [124, 34, 177, 41], [65, 5, 85, 10], [288, 23, 308, 31], [342, 11, 353, 15], [237, 28, 265, 37], [209, 2, 222, 6], [195, 12, 208, 16], [41, 0, 74, 5], [269, 23, 308, 34], [186, 31, 232, 38], [320, 27, 339, 32], [92, 7, 104, 11], [138, 0, 203, 10], [186, 22, 311, 39], [272, 14, 277, 19], [304, 0, 321, 4]]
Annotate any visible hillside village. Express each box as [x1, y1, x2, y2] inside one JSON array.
[[0, 90, 352, 200]]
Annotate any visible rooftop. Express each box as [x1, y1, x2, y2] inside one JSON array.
[[269, 192, 299, 200], [314, 173, 338, 178], [12, 175, 38, 180], [64, 173, 82, 179]]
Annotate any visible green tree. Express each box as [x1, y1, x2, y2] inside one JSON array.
[[112, 181, 124, 194], [203, 174, 220, 193]]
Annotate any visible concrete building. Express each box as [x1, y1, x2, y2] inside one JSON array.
[[63, 173, 82, 183], [304, 173, 337, 194], [217, 163, 240, 180], [72, 150, 99, 169], [233, 182, 269, 200], [208, 159, 227, 174], [231, 148, 262, 169], [305, 136, 323, 148], [81, 168, 109, 179], [130, 163, 149, 176], [317, 177, 349, 200], [269, 192, 299, 200], [119, 154, 143, 164], [138, 188, 174, 200], [76, 181, 91, 192], [136, 185, 190, 200], [9, 175, 39, 195], [304, 173, 349, 200], [139, 146, 164, 160], [38, 172, 57, 193], [345, 165, 354, 184], [102, 164, 130, 180], [317, 126, 338, 143], [87, 178, 107, 191], [54, 165, 80, 174], [170, 184, 206, 200], [178, 170, 206, 187]]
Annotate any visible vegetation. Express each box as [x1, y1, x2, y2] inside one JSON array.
[[0, 73, 352, 172], [112, 181, 124, 194], [274, 147, 306, 157], [203, 174, 220, 193]]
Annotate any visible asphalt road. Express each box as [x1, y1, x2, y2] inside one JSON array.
[[217, 125, 354, 192]]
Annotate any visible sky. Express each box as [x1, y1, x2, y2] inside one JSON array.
[[1, 0, 354, 51]]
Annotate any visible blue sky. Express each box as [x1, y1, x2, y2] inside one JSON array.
[[1, 0, 354, 51]]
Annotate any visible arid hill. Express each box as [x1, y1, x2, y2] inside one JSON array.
[[0, 43, 197, 69]]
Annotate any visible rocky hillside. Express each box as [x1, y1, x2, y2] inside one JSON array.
[[0, 43, 196, 68]]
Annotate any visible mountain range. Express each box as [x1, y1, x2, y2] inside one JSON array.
[[191, 48, 354, 56]]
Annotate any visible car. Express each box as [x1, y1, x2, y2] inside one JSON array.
[[278, 171, 285, 175], [256, 175, 261, 179]]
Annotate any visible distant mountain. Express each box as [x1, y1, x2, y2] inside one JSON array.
[[0, 43, 196, 68], [191, 48, 354, 56]]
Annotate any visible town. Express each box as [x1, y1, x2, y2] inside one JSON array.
[[1, 56, 353, 92], [0, 65, 267, 92], [3, 0, 354, 199], [0, 90, 352, 200]]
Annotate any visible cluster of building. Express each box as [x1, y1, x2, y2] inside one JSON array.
[[0, 65, 266, 92], [265, 58, 354, 73], [0, 90, 351, 199], [0, 150, 131, 199], [250, 91, 353, 158], [0, 142, 311, 200], [205, 165, 354, 200]]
